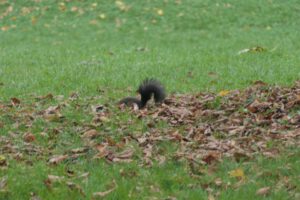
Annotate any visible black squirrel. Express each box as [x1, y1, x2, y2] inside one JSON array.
[[119, 78, 166, 109]]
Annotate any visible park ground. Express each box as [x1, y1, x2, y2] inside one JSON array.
[[0, 1, 299, 199]]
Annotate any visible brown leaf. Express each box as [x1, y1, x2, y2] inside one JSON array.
[[214, 178, 222, 187], [256, 187, 271, 196], [247, 100, 271, 113], [0, 176, 7, 190], [94, 143, 109, 158], [43, 106, 63, 122], [67, 181, 85, 196], [93, 180, 117, 198], [35, 93, 53, 101], [107, 149, 134, 163], [47, 175, 64, 183], [48, 155, 68, 165], [11, 97, 21, 106], [202, 152, 220, 165], [70, 147, 89, 154], [82, 129, 99, 139], [23, 132, 35, 143]]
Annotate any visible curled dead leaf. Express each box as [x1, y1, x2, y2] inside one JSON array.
[[256, 186, 271, 196], [47, 175, 64, 183], [23, 132, 35, 143], [48, 155, 68, 165], [0, 176, 8, 191], [82, 129, 99, 139], [93, 180, 117, 198], [106, 149, 134, 163], [11, 97, 21, 106]]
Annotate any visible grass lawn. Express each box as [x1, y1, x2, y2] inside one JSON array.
[[0, 0, 299, 199]]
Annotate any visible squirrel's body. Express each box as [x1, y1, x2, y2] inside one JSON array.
[[119, 78, 166, 109]]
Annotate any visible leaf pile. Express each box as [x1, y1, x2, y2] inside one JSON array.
[[0, 81, 299, 169], [139, 80, 300, 164]]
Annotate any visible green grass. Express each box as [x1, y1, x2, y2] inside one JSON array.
[[1, 0, 299, 99], [0, 0, 300, 199]]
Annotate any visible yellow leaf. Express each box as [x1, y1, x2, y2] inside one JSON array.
[[0, 155, 7, 166], [99, 14, 106, 19], [208, 194, 215, 200], [1, 26, 9, 31], [157, 9, 164, 16], [71, 6, 78, 12], [21, 7, 31, 16], [31, 16, 37, 25], [115, 1, 130, 11], [0, 155, 6, 162], [229, 168, 245, 180], [218, 90, 230, 96], [58, 2, 66, 11]]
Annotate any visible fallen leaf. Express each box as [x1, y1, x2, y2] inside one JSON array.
[[238, 46, 267, 55], [0, 176, 7, 190], [23, 132, 35, 143], [93, 180, 117, 198], [82, 129, 99, 139], [157, 9, 164, 16], [218, 90, 230, 96], [99, 14, 106, 19], [256, 186, 271, 196], [115, 1, 130, 11], [1, 26, 9, 31], [11, 97, 21, 106], [0, 155, 7, 167], [214, 178, 222, 186], [229, 168, 245, 180], [47, 175, 64, 183], [48, 155, 68, 165]]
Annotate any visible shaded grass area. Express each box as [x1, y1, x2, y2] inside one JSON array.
[[0, 0, 300, 199]]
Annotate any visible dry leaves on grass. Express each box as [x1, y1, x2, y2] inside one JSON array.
[[0, 81, 299, 190], [146, 81, 299, 159]]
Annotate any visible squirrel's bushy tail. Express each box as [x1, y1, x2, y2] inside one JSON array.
[[138, 78, 166, 107], [119, 78, 166, 109]]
